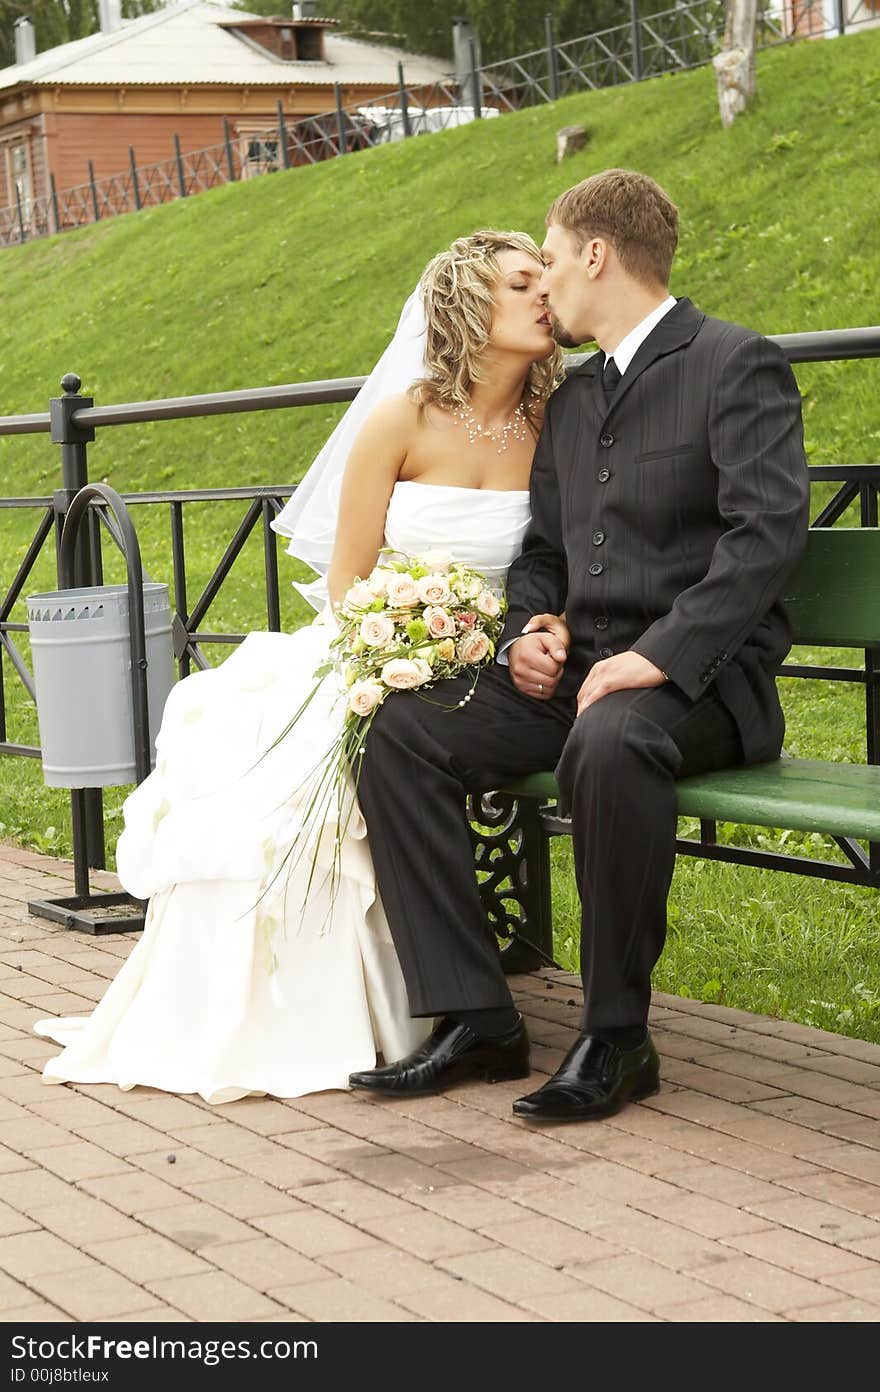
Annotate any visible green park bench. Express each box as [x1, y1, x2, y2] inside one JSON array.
[[470, 526, 880, 974]]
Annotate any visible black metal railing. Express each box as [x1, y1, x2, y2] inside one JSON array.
[[0, 376, 365, 921], [1, 326, 879, 908], [4, 0, 877, 249]]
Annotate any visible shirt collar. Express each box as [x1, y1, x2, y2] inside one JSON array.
[[606, 295, 677, 376]]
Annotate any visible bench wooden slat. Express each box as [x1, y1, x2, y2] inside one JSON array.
[[676, 760, 880, 839], [503, 758, 880, 841], [785, 528, 880, 647], [497, 529, 880, 856]]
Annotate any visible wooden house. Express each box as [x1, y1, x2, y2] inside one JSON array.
[[0, 1, 450, 229]]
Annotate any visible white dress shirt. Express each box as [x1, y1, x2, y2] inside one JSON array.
[[497, 295, 678, 666], [605, 294, 677, 375]]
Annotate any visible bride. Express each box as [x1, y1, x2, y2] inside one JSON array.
[[35, 230, 565, 1103]]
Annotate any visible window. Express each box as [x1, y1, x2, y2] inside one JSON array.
[[239, 129, 280, 178], [9, 142, 32, 221], [296, 28, 323, 61]]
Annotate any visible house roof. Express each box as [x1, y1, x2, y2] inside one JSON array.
[[0, 1, 451, 93]]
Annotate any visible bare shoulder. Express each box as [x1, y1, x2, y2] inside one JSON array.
[[345, 393, 418, 477], [361, 392, 420, 440]]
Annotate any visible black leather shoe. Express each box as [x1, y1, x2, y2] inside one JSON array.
[[348, 1014, 530, 1097], [512, 1031, 659, 1123]]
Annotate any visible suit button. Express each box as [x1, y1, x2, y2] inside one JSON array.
[[599, 433, 614, 448], [588, 562, 604, 576], [599, 647, 613, 659], [594, 616, 609, 630], [591, 530, 606, 546], [597, 468, 611, 483]]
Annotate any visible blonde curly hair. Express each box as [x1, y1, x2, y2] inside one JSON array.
[[410, 230, 564, 427]]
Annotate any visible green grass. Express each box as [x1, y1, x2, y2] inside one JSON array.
[[552, 837, 880, 1039], [1, 31, 879, 1040]]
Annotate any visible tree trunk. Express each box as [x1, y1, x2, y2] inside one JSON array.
[[713, 0, 757, 128]]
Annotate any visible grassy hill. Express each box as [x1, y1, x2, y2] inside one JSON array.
[[1, 29, 879, 1040], [2, 29, 879, 485]]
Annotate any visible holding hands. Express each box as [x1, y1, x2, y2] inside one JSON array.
[[510, 614, 666, 711], [508, 613, 571, 699]]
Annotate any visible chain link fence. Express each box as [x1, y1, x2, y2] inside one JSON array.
[[2, 0, 876, 249]]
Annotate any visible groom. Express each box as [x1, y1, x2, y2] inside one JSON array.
[[350, 169, 810, 1122]]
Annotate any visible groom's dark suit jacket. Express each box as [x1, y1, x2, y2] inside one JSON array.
[[500, 297, 811, 764]]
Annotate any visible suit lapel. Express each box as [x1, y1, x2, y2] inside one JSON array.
[[603, 297, 704, 418], [562, 299, 705, 426]]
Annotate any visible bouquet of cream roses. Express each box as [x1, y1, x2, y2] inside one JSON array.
[[331, 546, 505, 719], [270, 548, 506, 921]]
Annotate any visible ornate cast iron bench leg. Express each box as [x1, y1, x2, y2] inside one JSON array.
[[468, 790, 556, 974]]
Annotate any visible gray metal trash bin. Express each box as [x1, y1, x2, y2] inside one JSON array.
[[26, 582, 175, 788]]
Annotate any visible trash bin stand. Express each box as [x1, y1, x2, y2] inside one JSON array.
[[28, 483, 162, 934]]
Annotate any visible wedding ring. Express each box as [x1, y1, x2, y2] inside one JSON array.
[[538, 682, 544, 693]]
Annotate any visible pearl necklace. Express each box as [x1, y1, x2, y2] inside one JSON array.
[[453, 399, 529, 454]]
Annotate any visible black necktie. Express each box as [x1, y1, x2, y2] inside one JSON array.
[[602, 354, 622, 396]]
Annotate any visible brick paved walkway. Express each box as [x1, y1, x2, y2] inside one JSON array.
[[1, 841, 879, 1323]]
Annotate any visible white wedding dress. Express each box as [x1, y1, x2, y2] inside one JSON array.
[[35, 482, 531, 1103]]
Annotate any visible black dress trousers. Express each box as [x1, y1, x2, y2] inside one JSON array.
[[356, 657, 741, 1031]]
